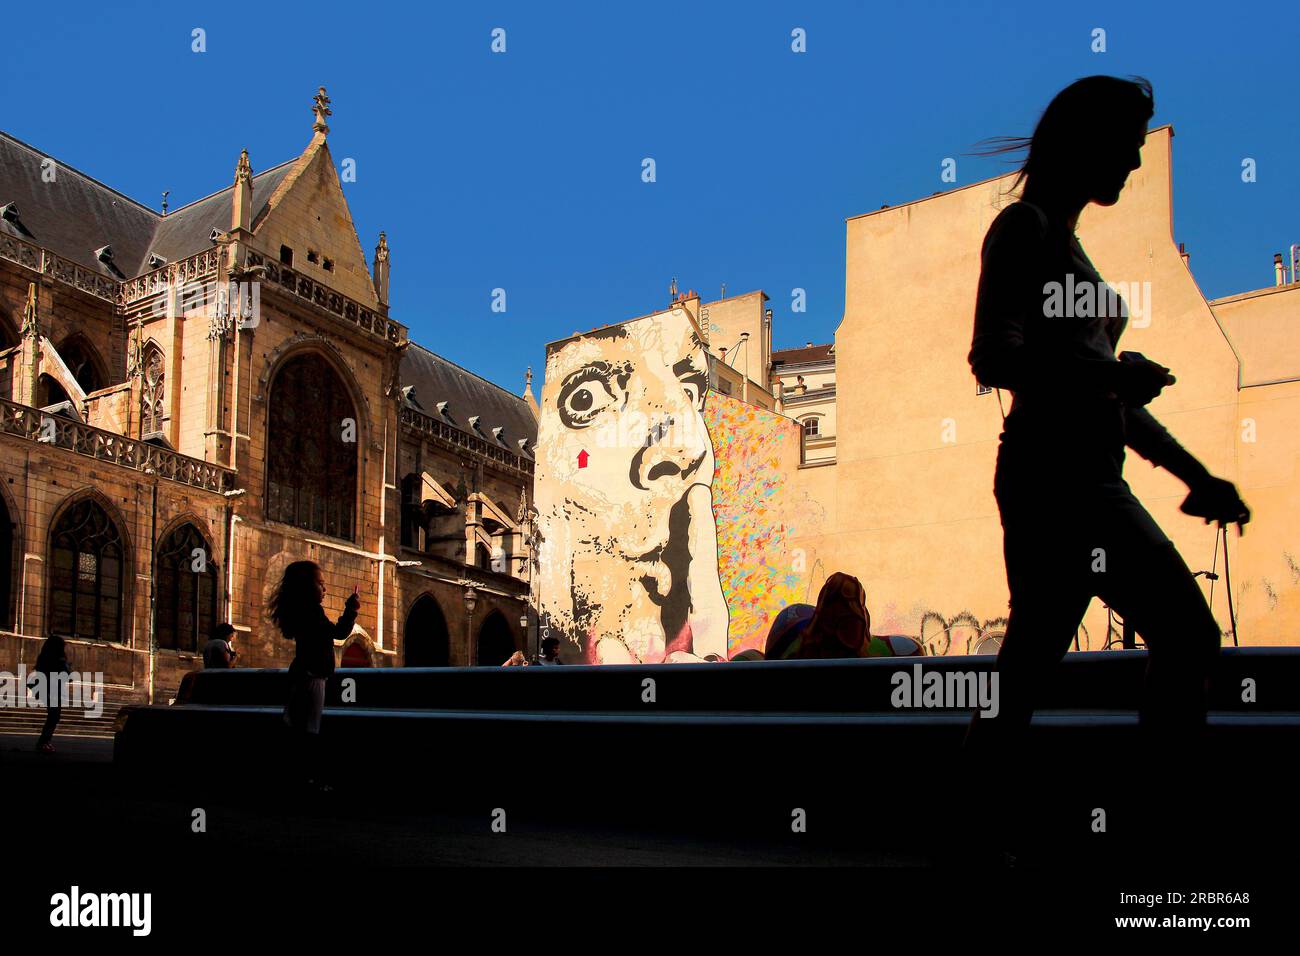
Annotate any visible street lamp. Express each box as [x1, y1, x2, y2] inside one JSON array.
[[463, 585, 477, 665]]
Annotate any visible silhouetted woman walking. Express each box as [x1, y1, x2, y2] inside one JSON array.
[[966, 76, 1250, 758], [269, 560, 359, 790], [32, 635, 71, 753]]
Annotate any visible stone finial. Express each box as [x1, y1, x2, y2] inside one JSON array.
[[232, 148, 254, 234], [372, 231, 390, 304], [312, 86, 332, 136], [235, 148, 253, 186], [525, 367, 532, 390]]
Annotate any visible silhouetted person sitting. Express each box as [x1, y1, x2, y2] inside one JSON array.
[[965, 76, 1250, 762], [536, 637, 564, 665], [768, 574, 874, 659], [202, 623, 237, 669], [268, 560, 360, 792], [31, 635, 71, 754]]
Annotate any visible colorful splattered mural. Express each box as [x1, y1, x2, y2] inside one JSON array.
[[705, 392, 824, 655]]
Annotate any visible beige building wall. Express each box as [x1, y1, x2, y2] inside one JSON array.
[[800, 125, 1298, 650]]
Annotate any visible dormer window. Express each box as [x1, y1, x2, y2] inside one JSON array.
[[306, 250, 320, 265], [436, 401, 449, 418], [322, 257, 335, 272], [95, 245, 124, 278], [467, 416, 481, 432], [147, 252, 167, 269], [208, 228, 221, 243], [491, 426, 506, 444]]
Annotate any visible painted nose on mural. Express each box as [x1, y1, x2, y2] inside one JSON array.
[[630, 416, 706, 491]]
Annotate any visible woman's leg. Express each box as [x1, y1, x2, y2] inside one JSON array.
[[965, 482, 1094, 757], [1095, 537, 1219, 745], [38, 705, 61, 747]]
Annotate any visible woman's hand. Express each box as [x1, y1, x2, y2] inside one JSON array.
[[1181, 476, 1251, 534], [1115, 353, 1176, 406], [345, 588, 361, 613]]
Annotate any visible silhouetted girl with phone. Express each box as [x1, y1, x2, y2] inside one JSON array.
[[269, 560, 360, 790]]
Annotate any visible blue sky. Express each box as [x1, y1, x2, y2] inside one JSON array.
[[2, 0, 1295, 395]]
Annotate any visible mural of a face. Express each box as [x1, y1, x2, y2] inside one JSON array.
[[535, 308, 729, 663]]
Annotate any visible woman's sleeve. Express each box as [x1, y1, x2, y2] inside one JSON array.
[[1125, 406, 1211, 486], [969, 206, 1124, 396], [329, 603, 358, 642]]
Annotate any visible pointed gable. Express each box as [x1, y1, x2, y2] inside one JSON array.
[[251, 139, 379, 308]]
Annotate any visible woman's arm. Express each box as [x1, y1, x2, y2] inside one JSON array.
[[329, 594, 360, 641], [1124, 406, 1211, 487], [1126, 406, 1251, 528]]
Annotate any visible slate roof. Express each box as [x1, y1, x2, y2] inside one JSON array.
[[400, 343, 537, 457], [0, 130, 292, 277], [772, 343, 834, 367], [148, 160, 294, 265]]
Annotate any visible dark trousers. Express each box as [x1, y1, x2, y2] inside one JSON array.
[[967, 464, 1221, 759], [38, 706, 62, 746]]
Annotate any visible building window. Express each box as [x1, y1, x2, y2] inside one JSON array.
[[48, 498, 125, 643], [801, 417, 820, 438], [279, 245, 294, 266], [141, 344, 165, 437], [266, 352, 358, 540], [57, 335, 107, 395], [154, 523, 219, 653]]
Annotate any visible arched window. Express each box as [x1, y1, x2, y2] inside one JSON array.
[[56, 335, 107, 395], [404, 595, 449, 667], [266, 352, 358, 540], [48, 497, 125, 643], [141, 344, 165, 438], [154, 522, 219, 653], [0, 491, 14, 631], [37, 373, 71, 411], [476, 610, 516, 666]]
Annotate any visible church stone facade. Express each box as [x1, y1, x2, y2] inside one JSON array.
[[0, 89, 538, 704]]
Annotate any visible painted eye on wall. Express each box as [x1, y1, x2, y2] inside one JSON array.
[[558, 365, 619, 428], [679, 372, 708, 411]]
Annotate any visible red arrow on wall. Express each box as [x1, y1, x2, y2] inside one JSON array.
[[578, 449, 589, 468]]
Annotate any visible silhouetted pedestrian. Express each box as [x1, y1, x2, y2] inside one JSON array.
[[268, 560, 359, 791], [536, 637, 564, 665], [966, 76, 1250, 763], [31, 635, 71, 753], [202, 622, 237, 669]]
